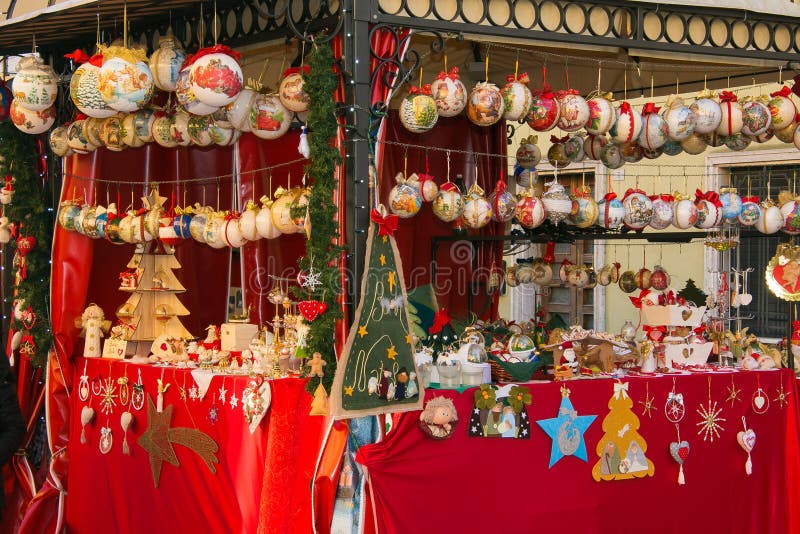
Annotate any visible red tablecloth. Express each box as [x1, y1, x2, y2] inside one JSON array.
[[357, 369, 800, 534], [65, 358, 324, 534]]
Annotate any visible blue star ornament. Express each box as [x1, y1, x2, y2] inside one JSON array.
[[536, 388, 596, 468]]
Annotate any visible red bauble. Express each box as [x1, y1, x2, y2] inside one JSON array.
[[650, 266, 670, 291]]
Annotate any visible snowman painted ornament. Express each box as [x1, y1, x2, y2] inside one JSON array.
[[609, 102, 642, 144], [430, 67, 467, 117], [585, 93, 616, 135], [501, 72, 532, 121], [690, 90, 723, 134], [556, 89, 589, 132]]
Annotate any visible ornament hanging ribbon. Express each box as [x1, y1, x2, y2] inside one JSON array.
[[618, 101, 635, 141], [183, 44, 241, 68], [409, 84, 432, 96], [436, 66, 460, 81], [770, 86, 792, 98], [370, 208, 399, 237], [556, 88, 580, 98], [695, 189, 722, 207], [649, 193, 675, 202], [64, 49, 90, 64], [429, 308, 453, 335], [742, 195, 760, 203], [613, 381, 629, 400], [719, 91, 738, 103], [641, 102, 661, 116], [543, 241, 556, 264]]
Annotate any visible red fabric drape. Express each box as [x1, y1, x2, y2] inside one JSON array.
[[357, 370, 800, 533]]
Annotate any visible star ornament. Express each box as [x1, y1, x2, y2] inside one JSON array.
[[696, 400, 726, 442], [536, 390, 597, 468], [774, 381, 791, 409], [639, 388, 655, 418], [387, 345, 398, 360], [142, 188, 167, 211]]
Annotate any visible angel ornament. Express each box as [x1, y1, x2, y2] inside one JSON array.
[[75, 304, 111, 358]]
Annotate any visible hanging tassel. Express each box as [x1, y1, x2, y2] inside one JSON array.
[[123, 435, 130, 455], [81, 425, 87, 444], [298, 126, 310, 159], [745, 454, 752, 475], [678, 465, 685, 485]]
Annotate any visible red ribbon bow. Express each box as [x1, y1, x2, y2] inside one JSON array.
[[428, 308, 452, 335], [436, 67, 460, 81], [556, 88, 579, 98], [439, 182, 459, 193], [88, 54, 104, 67], [619, 101, 632, 115], [550, 135, 569, 144], [624, 188, 645, 200], [693, 325, 707, 336], [629, 290, 651, 309], [719, 91, 738, 103], [770, 86, 792, 98], [742, 195, 760, 203], [64, 49, 90, 64], [3, 175, 12, 191], [224, 211, 241, 221], [649, 194, 674, 202], [183, 44, 241, 68], [282, 65, 310, 78], [506, 72, 530, 85], [536, 82, 555, 99], [643, 325, 667, 340], [409, 84, 432, 96], [370, 209, 398, 237], [641, 102, 660, 115], [603, 192, 617, 202], [695, 189, 721, 207]]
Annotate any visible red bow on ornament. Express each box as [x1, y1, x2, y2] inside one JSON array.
[[649, 194, 674, 202], [370, 209, 398, 237], [184, 44, 241, 67], [224, 211, 241, 221], [64, 49, 90, 64], [506, 72, 530, 85], [88, 54, 104, 67], [619, 101, 632, 115], [643, 325, 667, 341], [3, 175, 13, 192], [439, 182, 459, 193], [556, 88, 579, 97], [536, 83, 555, 99], [550, 135, 569, 144], [282, 65, 310, 77], [693, 325, 707, 336], [719, 91, 738, 103], [436, 67, 460, 81], [742, 196, 760, 203], [629, 290, 652, 309], [409, 84, 432, 96], [695, 189, 722, 207], [641, 102, 661, 115], [624, 188, 646, 200], [770, 86, 792, 98], [428, 308, 452, 335], [603, 192, 618, 202]]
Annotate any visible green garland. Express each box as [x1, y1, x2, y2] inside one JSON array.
[[0, 122, 53, 368], [297, 42, 343, 395]]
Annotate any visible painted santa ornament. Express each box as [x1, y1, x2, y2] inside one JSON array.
[[189, 45, 243, 107]]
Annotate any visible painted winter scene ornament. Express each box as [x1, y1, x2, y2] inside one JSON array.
[[622, 189, 653, 230], [690, 90, 722, 134], [97, 45, 154, 113], [638, 103, 668, 150], [662, 96, 696, 141], [719, 188, 743, 221], [738, 196, 761, 226], [149, 37, 186, 92], [501, 72, 532, 121], [249, 93, 291, 140], [516, 136, 541, 169], [189, 46, 244, 107], [467, 81, 504, 127], [430, 67, 467, 118], [12, 56, 58, 111], [70, 59, 117, 118], [10, 99, 55, 134], [399, 84, 438, 133]]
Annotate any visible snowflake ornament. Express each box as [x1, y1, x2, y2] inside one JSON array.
[[229, 392, 239, 409], [99, 377, 118, 415], [696, 400, 726, 442]]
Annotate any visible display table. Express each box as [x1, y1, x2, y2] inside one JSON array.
[[65, 358, 325, 534], [358, 369, 800, 533]]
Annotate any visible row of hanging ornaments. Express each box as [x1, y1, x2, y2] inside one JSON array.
[[397, 59, 800, 167], [57, 181, 309, 248], [388, 153, 800, 236], [7, 34, 309, 152]]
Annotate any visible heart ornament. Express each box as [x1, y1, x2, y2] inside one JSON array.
[[669, 440, 690, 485], [738, 293, 753, 306], [752, 388, 769, 414], [299, 300, 328, 322], [737, 417, 756, 475], [681, 308, 693, 321]]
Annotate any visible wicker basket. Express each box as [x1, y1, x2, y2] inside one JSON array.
[[489, 355, 542, 383]]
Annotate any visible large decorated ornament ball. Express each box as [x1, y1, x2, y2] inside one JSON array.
[[569, 191, 598, 228], [121, 113, 145, 148], [719, 188, 743, 221], [724, 133, 752, 151], [501, 73, 532, 121], [516, 136, 541, 169], [564, 135, 585, 163], [12, 56, 58, 111], [249, 93, 291, 140], [662, 96, 696, 141], [190, 49, 243, 107], [462, 185, 493, 228], [673, 198, 699, 229], [432, 182, 464, 222], [149, 37, 186, 92], [609, 103, 642, 144], [680, 133, 707, 155], [152, 115, 178, 148], [58, 201, 82, 231], [49, 126, 71, 157], [781, 200, 800, 235], [639, 108, 669, 150], [399, 85, 439, 133], [650, 195, 674, 230], [430, 67, 468, 117], [618, 270, 637, 293], [556, 90, 589, 132], [740, 99, 772, 136], [756, 202, 783, 234], [650, 266, 670, 291], [526, 91, 560, 131], [238, 203, 260, 241], [226, 88, 256, 132], [694, 192, 722, 229], [388, 174, 423, 218], [777, 123, 798, 143], [99, 115, 127, 151], [542, 182, 572, 225], [716, 94, 743, 136], [515, 191, 546, 229], [70, 62, 117, 119], [622, 189, 653, 230], [599, 143, 624, 169], [690, 95, 722, 134], [279, 66, 310, 112], [98, 51, 154, 113], [176, 66, 218, 116], [467, 82, 504, 127], [407, 173, 438, 202], [256, 202, 281, 239], [583, 134, 607, 160], [10, 100, 55, 134], [585, 95, 615, 135], [488, 181, 517, 223], [547, 141, 570, 168], [768, 89, 796, 131], [737, 196, 761, 226]]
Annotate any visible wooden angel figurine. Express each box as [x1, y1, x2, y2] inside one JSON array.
[[75, 304, 111, 358]]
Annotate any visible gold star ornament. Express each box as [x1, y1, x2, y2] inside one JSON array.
[[379, 254, 386, 266], [387, 345, 398, 360], [387, 271, 397, 292], [142, 188, 167, 211], [357, 325, 368, 338]]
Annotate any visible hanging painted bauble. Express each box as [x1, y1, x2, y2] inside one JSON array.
[[505, 266, 519, 288], [221, 213, 247, 247], [97, 46, 154, 112], [599, 143, 624, 169], [12, 56, 58, 111], [694, 190, 722, 229], [738, 195, 761, 226], [609, 102, 642, 144], [189, 46, 244, 107], [58, 200, 82, 231], [650, 265, 670, 291], [618, 270, 638, 293], [662, 95, 696, 141], [94, 204, 115, 239], [740, 98, 772, 136], [753, 130, 774, 143], [99, 116, 127, 152], [158, 219, 182, 246], [279, 66, 310, 112], [641, 146, 663, 159], [690, 91, 723, 134], [256, 199, 281, 239], [635, 268, 652, 290], [0, 80, 11, 122], [619, 142, 643, 163], [716, 91, 743, 136], [501, 72, 532, 121], [489, 179, 517, 223], [583, 134, 607, 160], [290, 188, 310, 232], [70, 61, 117, 119], [388, 173, 423, 218], [661, 140, 683, 156], [780, 199, 800, 235], [680, 133, 707, 155], [204, 212, 228, 249], [768, 87, 797, 130], [567, 265, 590, 288], [189, 206, 211, 243], [526, 88, 560, 131], [585, 93, 616, 135], [104, 212, 124, 244], [271, 188, 300, 234], [430, 67, 467, 117], [238, 201, 260, 241], [556, 89, 589, 132], [719, 188, 743, 221], [432, 182, 464, 222], [777, 123, 798, 143], [73, 205, 92, 236], [515, 168, 538, 189], [649, 194, 674, 230], [9, 100, 55, 134], [120, 113, 144, 148], [152, 114, 178, 148], [673, 197, 699, 229], [462, 184, 493, 228], [569, 187, 598, 228], [564, 135, 585, 163], [225, 87, 256, 131], [187, 115, 214, 146], [516, 135, 541, 169], [133, 213, 154, 243], [724, 133, 751, 151], [543, 182, 573, 225], [175, 66, 218, 116], [173, 209, 193, 239], [755, 201, 783, 234], [467, 81, 504, 127], [117, 211, 136, 243], [212, 124, 239, 146], [144, 204, 165, 239], [597, 193, 625, 229], [67, 120, 96, 154], [622, 188, 653, 230], [250, 93, 291, 139], [399, 84, 439, 133], [597, 262, 621, 286], [406, 173, 438, 202], [49, 126, 71, 157], [638, 104, 669, 150], [170, 110, 192, 147], [702, 131, 725, 147], [515, 190, 546, 229], [132, 108, 155, 143], [547, 136, 571, 168], [149, 37, 186, 92], [516, 264, 535, 284], [82, 117, 104, 147]]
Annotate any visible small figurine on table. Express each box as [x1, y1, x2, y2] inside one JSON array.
[[308, 352, 327, 377], [75, 304, 111, 358]]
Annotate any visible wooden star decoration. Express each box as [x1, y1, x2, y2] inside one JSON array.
[[142, 188, 167, 211], [726, 380, 742, 406], [774, 381, 791, 409], [638, 389, 655, 418], [387, 345, 398, 360], [357, 325, 368, 338], [137, 395, 220, 488]]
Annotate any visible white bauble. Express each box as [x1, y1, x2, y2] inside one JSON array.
[[690, 97, 722, 134], [190, 52, 244, 107]]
